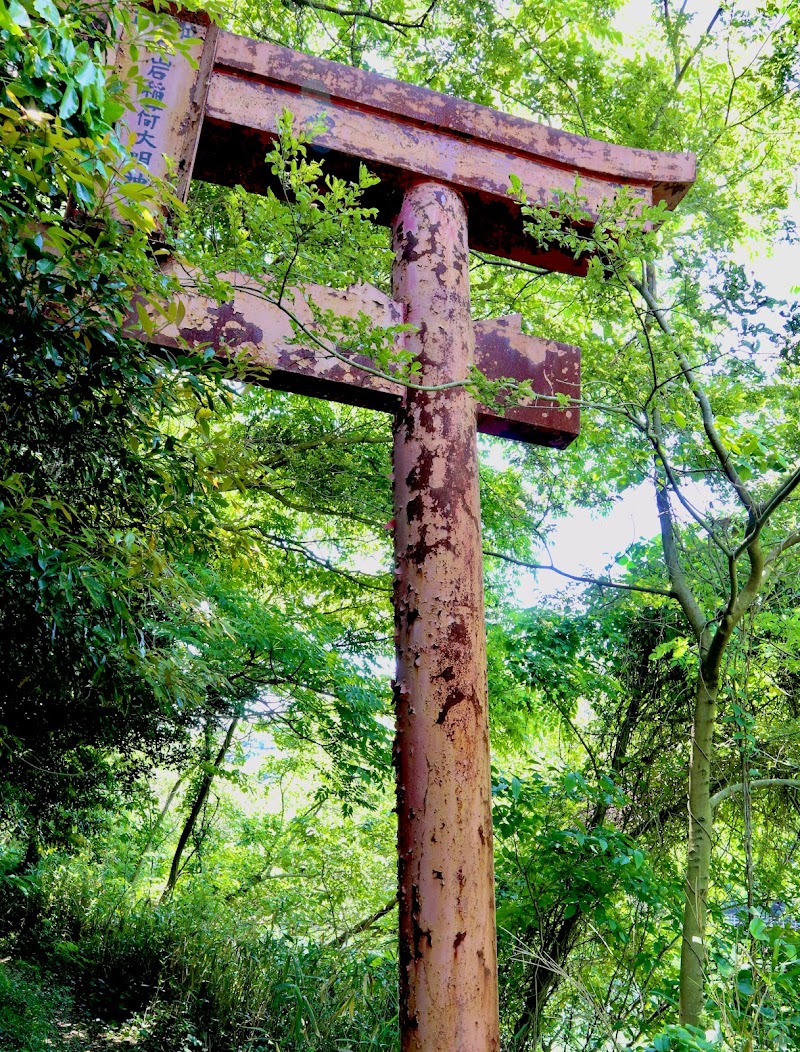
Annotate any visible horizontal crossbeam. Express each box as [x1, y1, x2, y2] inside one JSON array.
[[145, 268, 580, 447]]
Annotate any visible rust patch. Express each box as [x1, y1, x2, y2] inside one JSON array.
[[400, 228, 421, 263], [406, 494, 424, 523], [407, 536, 453, 566], [436, 687, 466, 725], [447, 619, 469, 646], [405, 445, 435, 490], [411, 884, 432, 959], [454, 931, 467, 950], [179, 301, 263, 348]]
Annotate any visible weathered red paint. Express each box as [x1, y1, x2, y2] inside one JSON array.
[[143, 267, 581, 446], [472, 315, 579, 446], [114, 19, 695, 272], [211, 31, 693, 197], [392, 181, 499, 1052], [194, 34, 694, 272]]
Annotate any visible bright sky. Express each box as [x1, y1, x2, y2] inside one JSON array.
[[616, 0, 726, 43], [528, 226, 799, 603], [524, 0, 800, 600], [522, 484, 660, 598]]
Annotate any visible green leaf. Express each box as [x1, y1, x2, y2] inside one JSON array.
[[74, 58, 97, 88], [32, 0, 59, 24], [58, 83, 79, 121], [8, 0, 31, 26], [749, 916, 768, 941]]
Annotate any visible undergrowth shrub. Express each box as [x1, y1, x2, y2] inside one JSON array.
[[7, 853, 399, 1051], [0, 961, 71, 1052], [0, 843, 43, 943]]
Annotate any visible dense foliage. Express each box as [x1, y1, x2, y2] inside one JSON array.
[[2, 0, 800, 1050]]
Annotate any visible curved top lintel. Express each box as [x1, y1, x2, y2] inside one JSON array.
[[214, 30, 696, 209]]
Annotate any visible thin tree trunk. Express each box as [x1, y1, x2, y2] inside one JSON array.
[[513, 915, 581, 1049], [676, 551, 764, 1025], [743, 751, 754, 923], [512, 691, 642, 1048], [130, 774, 185, 890], [679, 668, 718, 1028], [160, 715, 239, 901]]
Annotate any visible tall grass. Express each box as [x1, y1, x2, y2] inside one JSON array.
[[3, 854, 399, 1051]]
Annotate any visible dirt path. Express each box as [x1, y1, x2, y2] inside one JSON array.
[[0, 965, 146, 1052], [50, 1012, 143, 1051]]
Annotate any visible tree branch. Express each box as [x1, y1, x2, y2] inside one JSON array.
[[470, 252, 549, 278], [650, 6, 724, 133], [765, 529, 800, 567], [501, 16, 590, 136], [675, 8, 724, 90], [286, 0, 438, 31], [643, 415, 726, 547], [654, 477, 706, 642], [629, 275, 756, 516], [705, 533, 765, 673], [261, 431, 389, 472], [330, 894, 398, 947], [187, 276, 469, 396], [483, 549, 678, 599], [737, 473, 800, 558], [254, 482, 382, 527], [257, 531, 391, 592], [710, 778, 800, 810]]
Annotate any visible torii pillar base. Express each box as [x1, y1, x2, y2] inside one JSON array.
[[392, 181, 499, 1052]]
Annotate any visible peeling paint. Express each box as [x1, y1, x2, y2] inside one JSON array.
[[142, 264, 581, 448], [393, 182, 500, 1052]]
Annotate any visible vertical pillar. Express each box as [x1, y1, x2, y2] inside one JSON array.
[[392, 180, 500, 1052]]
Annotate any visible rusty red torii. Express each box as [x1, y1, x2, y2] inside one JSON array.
[[117, 14, 695, 1050]]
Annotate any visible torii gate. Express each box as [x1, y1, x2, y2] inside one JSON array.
[[117, 14, 695, 1050]]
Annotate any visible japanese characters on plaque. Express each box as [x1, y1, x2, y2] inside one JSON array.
[[117, 19, 206, 185]]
